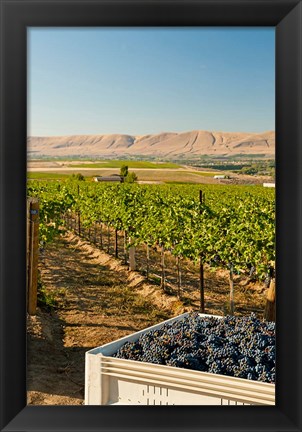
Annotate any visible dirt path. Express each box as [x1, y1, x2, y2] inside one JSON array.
[[27, 233, 184, 405], [27, 231, 267, 405]]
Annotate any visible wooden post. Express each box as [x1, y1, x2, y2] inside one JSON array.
[[26, 201, 31, 296], [27, 198, 39, 315], [107, 225, 110, 254], [124, 231, 127, 265], [124, 231, 128, 265], [264, 278, 276, 321], [146, 244, 150, 280], [78, 212, 81, 236], [129, 238, 136, 271], [177, 255, 182, 300], [114, 229, 118, 259], [161, 246, 166, 291], [199, 190, 205, 312], [77, 184, 81, 233], [199, 259, 205, 312], [229, 263, 234, 315], [100, 222, 103, 249], [199, 190, 203, 205]]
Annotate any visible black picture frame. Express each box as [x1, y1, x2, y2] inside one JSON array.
[[0, 0, 301, 431]]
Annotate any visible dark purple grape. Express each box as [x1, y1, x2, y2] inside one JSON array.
[[112, 312, 275, 383]]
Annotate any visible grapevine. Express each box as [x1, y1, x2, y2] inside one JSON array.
[[27, 180, 275, 282]]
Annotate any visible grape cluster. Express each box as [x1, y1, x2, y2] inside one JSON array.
[[112, 313, 275, 383]]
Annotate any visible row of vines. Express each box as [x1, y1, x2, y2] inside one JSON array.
[[27, 179, 275, 314]]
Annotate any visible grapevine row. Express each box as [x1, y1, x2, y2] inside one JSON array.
[[27, 180, 275, 285]]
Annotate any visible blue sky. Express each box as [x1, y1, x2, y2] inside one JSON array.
[[28, 28, 275, 137]]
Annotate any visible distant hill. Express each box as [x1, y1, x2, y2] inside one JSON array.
[[27, 130, 275, 159]]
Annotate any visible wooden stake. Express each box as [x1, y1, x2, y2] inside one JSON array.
[[26, 201, 31, 308], [161, 246, 166, 291], [124, 231, 127, 265], [146, 244, 150, 280], [199, 190, 205, 312], [115, 229, 118, 259], [78, 212, 81, 236], [107, 225, 110, 254], [229, 264, 234, 315], [129, 238, 136, 271], [177, 255, 182, 300], [199, 258, 205, 312], [27, 198, 39, 315], [100, 222, 103, 249], [199, 189, 203, 205], [77, 185, 81, 235], [264, 278, 276, 321]]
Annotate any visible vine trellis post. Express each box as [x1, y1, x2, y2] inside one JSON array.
[[177, 256, 182, 299], [264, 277, 276, 321], [77, 185, 81, 236], [199, 190, 205, 312], [146, 244, 150, 280], [160, 246, 166, 292], [107, 225, 110, 254], [114, 229, 118, 259], [100, 222, 103, 249], [27, 198, 39, 315], [229, 263, 234, 315], [129, 238, 136, 271], [123, 231, 127, 265]]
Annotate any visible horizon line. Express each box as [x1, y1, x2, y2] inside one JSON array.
[[28, 129, 276, 138]]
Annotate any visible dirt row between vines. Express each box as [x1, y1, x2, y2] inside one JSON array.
[[27, 231, 267, 405]]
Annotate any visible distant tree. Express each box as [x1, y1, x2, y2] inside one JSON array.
[[71, 173, 85, 181], [120, 165, 129, 178], [269, 167, 275, 180], [124, 172, 138, 183], [239, 166, 258, 175]]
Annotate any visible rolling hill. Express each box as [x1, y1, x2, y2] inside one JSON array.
[[27, 130, 275, 159]]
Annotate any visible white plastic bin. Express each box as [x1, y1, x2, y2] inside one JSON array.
[[85, 313, 275, 405]]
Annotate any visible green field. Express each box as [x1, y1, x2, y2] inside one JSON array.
[[27, 169, 223, 183], [190, 171, 221, 177], [27, 172, 72, 180], [71, 160, 181, 169]]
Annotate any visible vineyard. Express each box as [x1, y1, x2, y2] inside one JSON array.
[[27, 180, 275, 316]]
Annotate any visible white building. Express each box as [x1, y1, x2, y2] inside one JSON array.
[[263, 183, 275, 188], [214, 175, 229, 180], [93, 175, 123, 183]]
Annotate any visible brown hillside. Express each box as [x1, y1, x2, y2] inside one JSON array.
[[27, 130, 275, 158]]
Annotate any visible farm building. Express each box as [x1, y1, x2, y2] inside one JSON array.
[[263, 183, 275, 188], [93, 175, 124, 183], [214, 175, 230, 179]]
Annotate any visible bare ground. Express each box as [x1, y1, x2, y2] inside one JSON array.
[[27, 231, 267, 405]]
